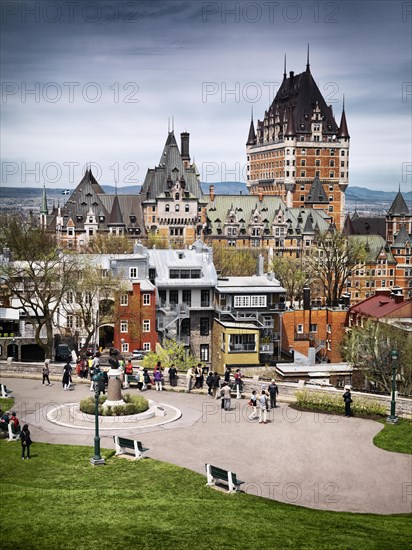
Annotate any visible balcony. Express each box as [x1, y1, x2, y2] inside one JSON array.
[[229, 344, 256, 353]]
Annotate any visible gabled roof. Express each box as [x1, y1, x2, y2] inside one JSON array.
[[349, 291, 411, 319], [387, 191, 411, 217], [140, 130, 204, 202], [343, 213, 355, 236], [305, 175, 328, 204], [256, 65, 339, 139]]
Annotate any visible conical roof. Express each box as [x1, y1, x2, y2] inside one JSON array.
[[246, 118, 256, 145], [393, 225, 412, 245], [108, 194, 124, 225], [284, 109, 296, 137], [337, 107, 350, 139], [388, 191, 411, 216], [305, 175, 328, 204]]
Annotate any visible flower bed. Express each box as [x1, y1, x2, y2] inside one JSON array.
[[79, 393, 149, 416]]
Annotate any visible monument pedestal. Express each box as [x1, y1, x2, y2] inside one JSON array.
[[103, 367, 125, 408]]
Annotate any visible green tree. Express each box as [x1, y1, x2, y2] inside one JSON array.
[[342, 320, 412, 395], [142, 339, 198, 372], [271, 256, 308, 304], [307, 230, 366, 307]]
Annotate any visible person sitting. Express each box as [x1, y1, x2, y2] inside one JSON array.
[[0, 410, 10, 432], [10, 411, 21, 434]]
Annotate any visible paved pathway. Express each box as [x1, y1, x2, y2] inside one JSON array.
[[2, 376, 411, 514]]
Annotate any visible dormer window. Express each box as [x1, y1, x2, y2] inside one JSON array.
[[130, 215, 136, 223], [76, 216, 83, 222], [175, 193, 180, 201], [99, 216, 105, 222]]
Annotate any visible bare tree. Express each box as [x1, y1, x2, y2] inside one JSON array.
[[307, 231, 366, 307], [342, 319, 412, 395], [0, 220, 78, 359], [271, 256, 308, 304]]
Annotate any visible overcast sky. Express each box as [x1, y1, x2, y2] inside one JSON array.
[[1, 0, 411, 192]]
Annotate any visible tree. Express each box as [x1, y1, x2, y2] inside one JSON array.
[[342, 320, 412, 395], [271, 256, 308, 304], [0, 220, 78, 359], [307, 230, 366, 307], [61, 258, 126, 353], [212, 243, 267, 277], [83, 234, 133, 254], [142, 339, 198, 371]]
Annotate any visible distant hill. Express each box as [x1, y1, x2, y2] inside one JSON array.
[[346, 186, 411, 202], [0, 184, 410, 202]]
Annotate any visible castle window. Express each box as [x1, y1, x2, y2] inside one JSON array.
[[315, 160, 320, 167], [316, 149, 320, 156], [301, 148, 306, 155], [165, 204, 170, 212], [341, 150, 345, 156], [175, 193, 180, 201], [330, 160, 335, 167], [300, 172, 305, 178], [175, 205, 180, 212], [330, 149, 335, 156], [301, 159, 306, 166], [185, 204, 190, 212]]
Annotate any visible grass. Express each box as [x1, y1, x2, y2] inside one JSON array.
[[0, 441, 411, 550], [373, 418, 412, 454], [0, 396, 14, 412]]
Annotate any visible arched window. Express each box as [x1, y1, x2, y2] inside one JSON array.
[[175, 193, 180, 201], [175, 204, 180, 212], [185, 204, 189, 212], [165, 204, 170, 212]]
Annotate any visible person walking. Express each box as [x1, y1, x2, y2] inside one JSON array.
[[154, 365, 163, 391], [343, 387, 353, 417], [248, 390, 258, 420], [124, 359, 133, 388], [142, 368, 151, 390], [20, 424, 32, 460], [205, 370, 214, 396], [186, 366, 195, 393], [194, 363, 203, 389], [224, 366, 232, 385], [62, 360, 71, 391], [221, 383, 231, 411], [268, 379, 279, 408], [258, 390, 268, 424], [42, 360, 51, 386], [168, 364, 177, 387], [211, 372, 221, 399], [234, 369, 242, 399]]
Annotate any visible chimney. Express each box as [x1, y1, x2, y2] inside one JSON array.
[[209, 185, 215, 201], [256, 254, 264, 276], [303, 287, 311, 310], [289, 71, 294, 80], [181, 132, 190, 165], [393, 294, 404, 304], [258, 185, 263, 202]]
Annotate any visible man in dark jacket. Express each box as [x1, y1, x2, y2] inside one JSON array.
[[343, 388, 352, 417], [268, 380, 279, 408]]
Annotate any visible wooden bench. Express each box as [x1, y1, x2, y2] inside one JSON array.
[[1, 384, 12, 398], [113, 436, 149, 460], [205, 463, 245, 493], [7, 423, 20, 441]]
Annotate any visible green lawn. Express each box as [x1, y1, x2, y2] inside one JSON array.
[[0, 397, 15, 412], [373, 419, 412, 454], [0, 441, 411, 550]]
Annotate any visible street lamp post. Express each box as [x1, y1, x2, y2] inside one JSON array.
[[12, 338, 16, 361], [387, 349, 399, 424], [90, 370, 105, 465]]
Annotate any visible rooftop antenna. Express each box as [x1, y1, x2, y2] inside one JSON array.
[[306, 43, 310, 71], [283, 53, 287, 79]]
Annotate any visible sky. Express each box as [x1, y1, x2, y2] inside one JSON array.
[[1, 0, 411, 192]]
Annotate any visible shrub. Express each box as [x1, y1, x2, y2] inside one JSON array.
[[80, 394, 149, 416], [295, 390, 387, 417]]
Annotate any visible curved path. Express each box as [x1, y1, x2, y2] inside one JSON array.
[[2, 376, 411, 515]]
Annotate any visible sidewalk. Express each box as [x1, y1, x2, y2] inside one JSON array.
[[1, 376, 411, 515]]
